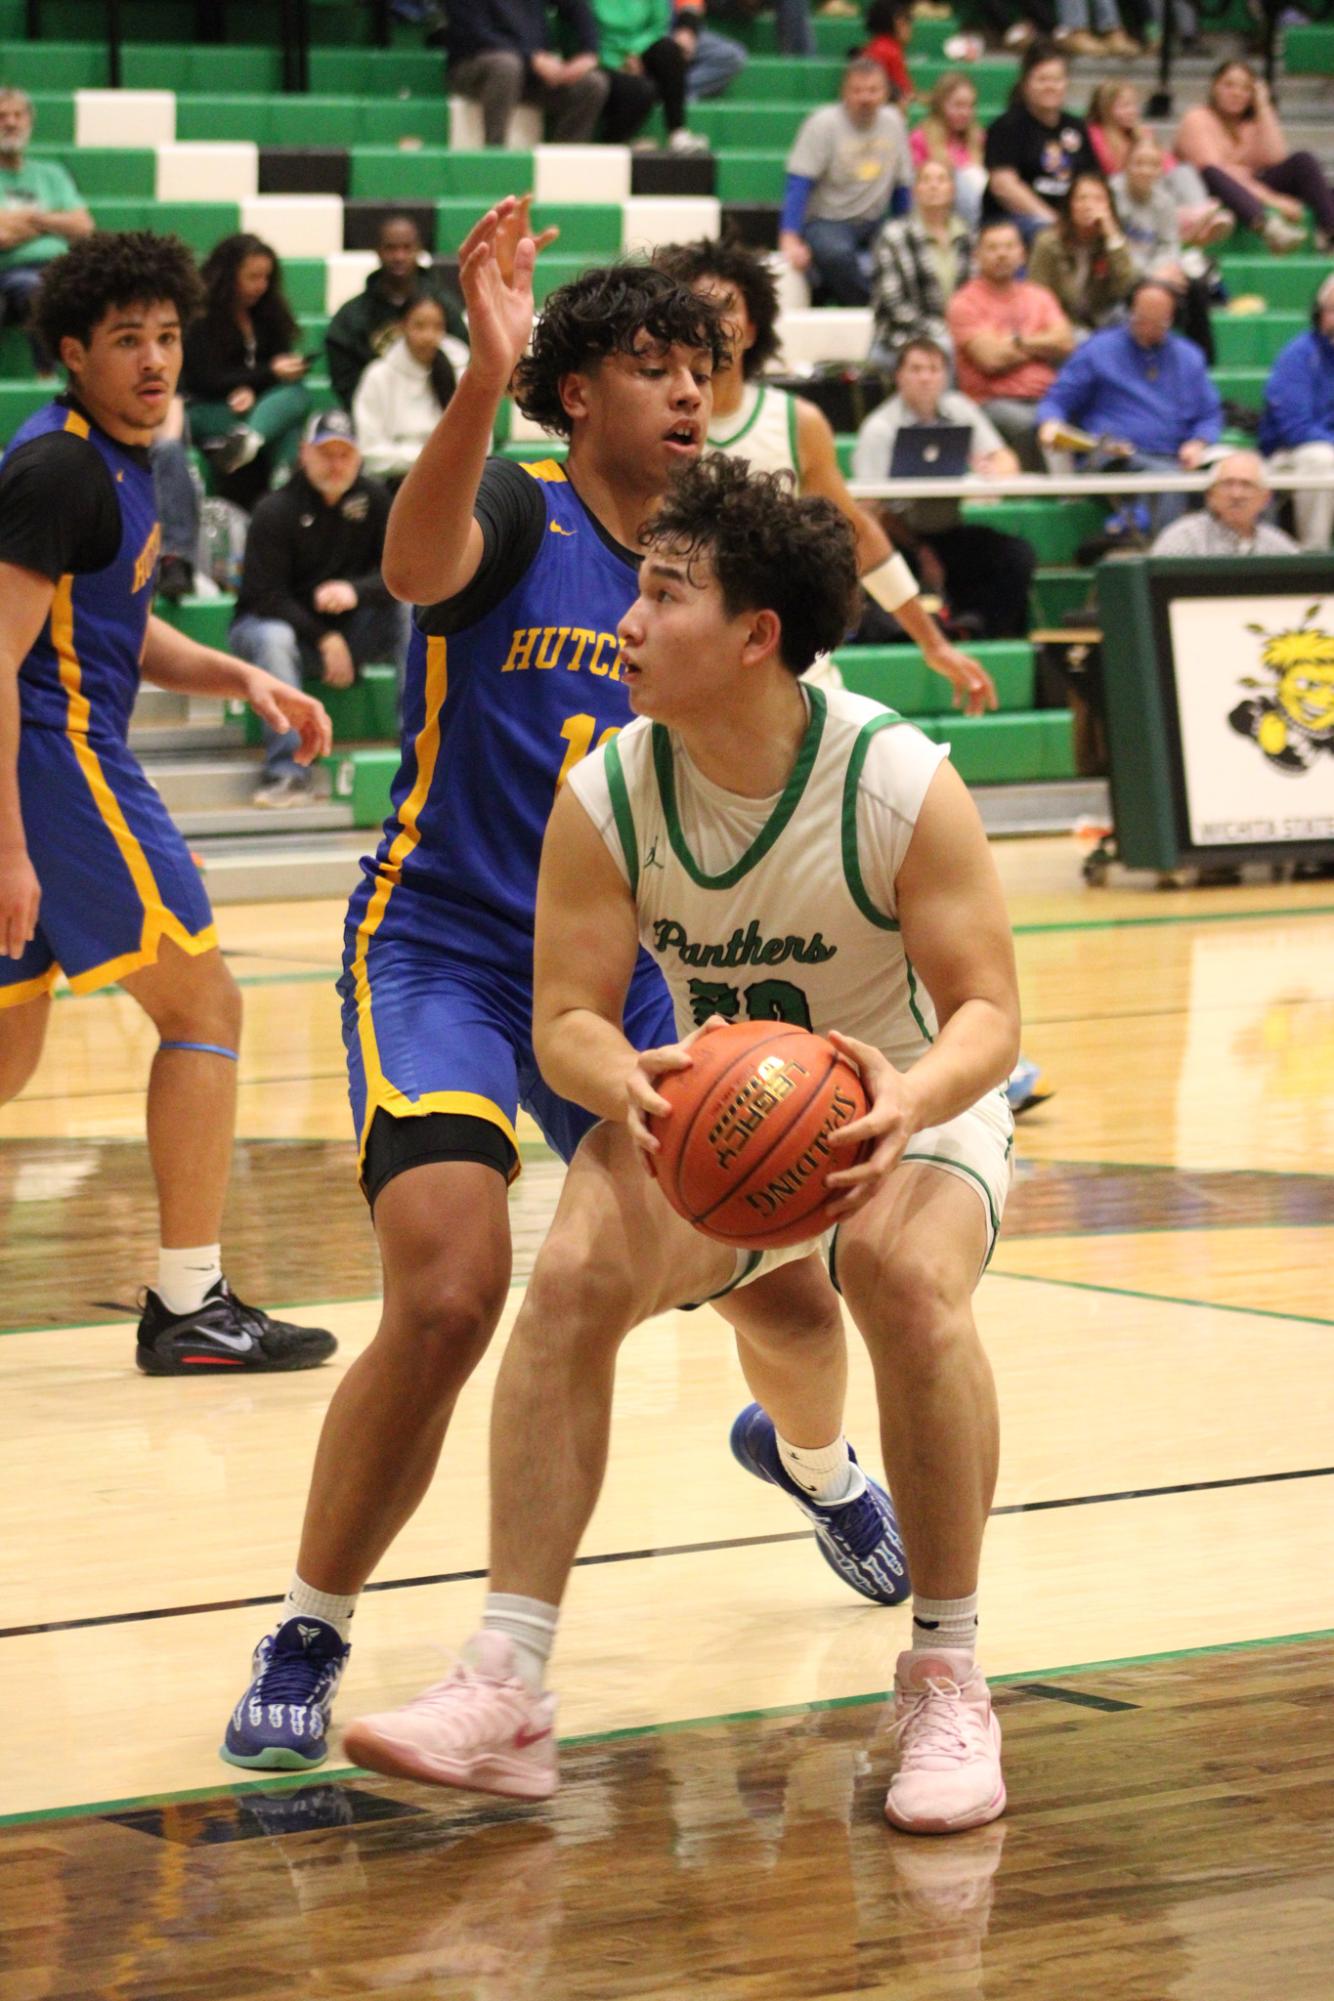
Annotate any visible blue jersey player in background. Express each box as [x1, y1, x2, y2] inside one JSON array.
[[220, 198, 735, 1768], [0, 231, 336, 1375]]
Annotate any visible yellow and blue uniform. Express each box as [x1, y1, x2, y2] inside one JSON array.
[[338, 456, 675, 1179], [0, 398, 215, 1008]]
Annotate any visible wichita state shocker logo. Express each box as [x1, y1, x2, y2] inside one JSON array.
[[1228, 606, 1334, 773]]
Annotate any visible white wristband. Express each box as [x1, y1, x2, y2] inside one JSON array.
[[861, 551, 918, 615]]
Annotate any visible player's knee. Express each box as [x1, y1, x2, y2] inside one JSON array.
[[0, 1007, 48, 1102], [838, 1239, 968, 1368], [524, 1231, 640, 1351], [145, 952, 242, 1048], [386, 1255, 508, 1393]]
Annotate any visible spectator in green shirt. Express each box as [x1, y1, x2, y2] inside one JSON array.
[[0, 87, 93, 372]]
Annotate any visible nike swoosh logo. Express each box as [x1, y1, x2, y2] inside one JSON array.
[[513, 1723, 553, 1749], [200, 1326, 257, 1353], [549, 522, 576, 536]]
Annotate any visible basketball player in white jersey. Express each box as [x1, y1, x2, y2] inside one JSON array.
[[655, 235, 998, 716], [341, 456, 1019, 1838]]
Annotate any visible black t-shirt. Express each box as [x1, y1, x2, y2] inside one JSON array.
[[983, 104, 1097, 214], [417, 456, 640, 636], [0, 428, 126, 580]]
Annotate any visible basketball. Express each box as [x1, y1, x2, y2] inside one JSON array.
[[648, 1022, 869, 1249]]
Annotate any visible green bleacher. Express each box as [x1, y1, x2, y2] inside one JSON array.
[[2, 3, 1327, 798]]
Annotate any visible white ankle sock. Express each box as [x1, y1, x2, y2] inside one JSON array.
[[911, 1592, 979, 1660], [280, 1574, 357, 1643], [479, 1592, 560, 1691], [776, 1429, 866, 1506], [156, 1244, 222, 1316]]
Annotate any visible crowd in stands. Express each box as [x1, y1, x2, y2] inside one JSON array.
[[1, 3, 1332, 694]]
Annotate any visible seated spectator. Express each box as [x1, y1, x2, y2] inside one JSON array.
[[947, 217, 1076, 467], [911, 72, 987, 230], [325, 215, 466, 411], [444, 0, 608, 148], [1027, 172, 1137, 335], [1258, 274, 1334, 551], [1037, 277, 1222, 530], [183, 232, 310, 511], [1086, 79, 1226, 245], [1152, 451, 1298, 556], [1053, 0, 1138, 60], [870, 158, 971, 363], [1175, 63, 1334, 256], [673, 4, 747, 102], [352, 296, 462, 487], [150, 395, 201, 603], [1112, 135, 1214, 360], [983, 43, 1098, 242], [712, 0, 814, 54], [853, 337, 1034, 635], [861, 1, 916, 107], [594, 1, 709, 151], [229, 411, 408, 808], [0, 86, 93, 373], [780, 56, 912, 305]]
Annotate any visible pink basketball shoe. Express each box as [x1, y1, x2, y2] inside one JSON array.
[[342, 1633, 558, 1799], [884, 1648, 1006, 1835]]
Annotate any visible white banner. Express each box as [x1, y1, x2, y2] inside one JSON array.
[[1167, 593, 1334, 847]]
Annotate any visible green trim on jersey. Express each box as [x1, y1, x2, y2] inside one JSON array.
[[604, 735, 640, 897], [652, 685, 828, 890], [899, 1152, 1001, 1258], [708, 382, 768, 451], [905, 958, 935, 1045], [785, 389, 800, 468], [840, 711, 907, 931]]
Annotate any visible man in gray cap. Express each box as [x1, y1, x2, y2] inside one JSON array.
[[229, 410, 409, 805], [1151, 451, 1299, 558]]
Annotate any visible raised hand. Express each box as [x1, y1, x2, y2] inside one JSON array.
[[456, 199, 545, 394]]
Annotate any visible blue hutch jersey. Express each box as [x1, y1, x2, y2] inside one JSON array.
[[349, 459, 643, 972], [7, 402, 160, 745]]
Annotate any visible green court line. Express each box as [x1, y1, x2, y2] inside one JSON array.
[[1011, 902, 1334, 937], [989, 1268, 1334, 1329], [2, 1624, 1329, 1833], [45, 898, 1334, 1007]]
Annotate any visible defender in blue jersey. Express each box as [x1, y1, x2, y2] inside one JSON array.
[[0, 231, 336, 1373], [222, 201, 865, 1773]]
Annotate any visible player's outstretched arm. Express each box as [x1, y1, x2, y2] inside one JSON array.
[[382, 197, 554, 607], [826, 760, 1019, 1214], [798, 401, 998, 716], [0, 562, 55, 956], [533, 783, 694, 1136], [141, 614, 333, 766]]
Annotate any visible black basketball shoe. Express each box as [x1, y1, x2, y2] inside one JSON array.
[[135, 1279, 337, 1375]]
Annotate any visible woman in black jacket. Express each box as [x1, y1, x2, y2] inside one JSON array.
[[183, 233, 311, 508]]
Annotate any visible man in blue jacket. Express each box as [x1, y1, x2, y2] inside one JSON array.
[[1036, 279, 1222, 531], [444, 0, 608, 147], [1259, 273, 1334, 552]]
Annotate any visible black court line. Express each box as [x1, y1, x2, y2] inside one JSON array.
[[1013, 1682, 1138, 1712], [4, 1463, 1333, 1644]]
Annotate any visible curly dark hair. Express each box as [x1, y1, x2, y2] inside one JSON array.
[[198, 231, 298, 353], [652, 236, 780, 384], [511, 263, 726, 438], [643, 456, 859, 677], [35, 229, 203, 355]]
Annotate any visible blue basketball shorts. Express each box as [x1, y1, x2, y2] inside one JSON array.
[[338, 906, 677, 1178], [1, 723, 217, 1009]]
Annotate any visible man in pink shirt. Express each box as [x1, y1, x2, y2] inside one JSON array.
[[947, 219, 1075, 468]]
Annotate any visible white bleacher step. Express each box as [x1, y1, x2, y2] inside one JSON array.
[[172, 800, 356, 839], [138, 756, 263, 811], [191, 829, 370, 905], [129, 717, 246, 755], [974, 778, 1109, 838]]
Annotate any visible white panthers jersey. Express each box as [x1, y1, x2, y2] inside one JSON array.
[[707, 381, 800, 479], [567, 683, 951, 1072]]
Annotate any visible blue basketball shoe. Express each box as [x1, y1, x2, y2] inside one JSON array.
[[220, 1616, 350, 1771], [729, 1403, 911, 1606]]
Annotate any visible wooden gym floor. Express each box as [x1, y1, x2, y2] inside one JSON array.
[[2, 837, 1332, 1999]]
